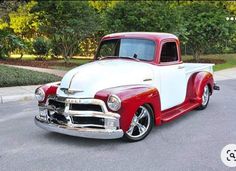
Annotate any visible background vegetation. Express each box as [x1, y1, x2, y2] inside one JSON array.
[[0, 0, 235, 63], [0, 65, 60, 87]]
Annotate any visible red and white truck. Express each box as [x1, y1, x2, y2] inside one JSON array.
[[34, 32, 219, 141]]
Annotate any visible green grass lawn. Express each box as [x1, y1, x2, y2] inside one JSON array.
[[10, 54, 37, 60], [8, 54, 92, 71], [183, 53, 236, 71], [0, 65, 61, 87], [53, 58, 92, 66], [50, 59, 92, 70], [10, 54, 93, 60], [210, 54, 236, 71]]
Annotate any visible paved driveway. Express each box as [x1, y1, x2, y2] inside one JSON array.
[[0, 79, 235, 171]]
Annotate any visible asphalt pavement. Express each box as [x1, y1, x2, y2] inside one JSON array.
[[0, 79, 235, 171]]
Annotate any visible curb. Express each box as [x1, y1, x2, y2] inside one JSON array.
[[0, 94, 35, 104]]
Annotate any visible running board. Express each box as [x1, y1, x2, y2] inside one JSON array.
[[161, 102, 199, 123]]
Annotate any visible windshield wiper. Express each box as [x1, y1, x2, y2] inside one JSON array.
[[98, 56, 118, 60], [118, 56, 140, 61], [119, 53, 139, 61], [99, 55, 140, 61]]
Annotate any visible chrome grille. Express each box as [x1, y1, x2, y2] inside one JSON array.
[[71, 116, 105, 127], [48, 99, 65, 109], [70, 104, 102, 112], [48, 98, 104, 112], [46, 97, 107, 129], [38, 97, 120, 131]]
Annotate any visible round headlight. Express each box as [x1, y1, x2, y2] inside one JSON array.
[[35, 88, 45, 102], [107, 94, 121, 111]]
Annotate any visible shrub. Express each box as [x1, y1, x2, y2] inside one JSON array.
[[33, 37, 49, 59], [50, 38, 62, 58], [0, 30, 26, 59]]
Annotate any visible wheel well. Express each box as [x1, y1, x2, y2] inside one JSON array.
[[145, 103, 155, 124], [207, 83, 212, 95]]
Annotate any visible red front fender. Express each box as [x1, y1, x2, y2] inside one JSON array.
[[37, 82, 60, 104], [95, 85, 161, 132]]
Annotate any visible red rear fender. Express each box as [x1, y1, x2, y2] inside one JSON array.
[[186, 72, 214, 104]]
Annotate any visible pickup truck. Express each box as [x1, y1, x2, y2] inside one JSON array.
[[34, 32, 219, 142]]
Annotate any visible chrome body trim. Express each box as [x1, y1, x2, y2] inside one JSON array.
[[35, 116, 124, 139]]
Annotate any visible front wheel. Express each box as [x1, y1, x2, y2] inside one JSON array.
[[197, 84, 210, 110], [123, 104, 154, 142]]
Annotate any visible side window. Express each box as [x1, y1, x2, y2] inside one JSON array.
[[160, 42, 178, 62]]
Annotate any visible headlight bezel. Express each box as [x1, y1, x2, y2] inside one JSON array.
[[35, 88, 45, 102], [107, 94, 121, 111]]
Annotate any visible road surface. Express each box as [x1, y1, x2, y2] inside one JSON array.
[[0, 79, 235, 171]]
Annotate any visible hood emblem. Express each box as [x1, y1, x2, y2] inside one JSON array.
[[60, 88, 84, 95]]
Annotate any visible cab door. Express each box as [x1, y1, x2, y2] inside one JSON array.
[[157, 41, 187, 111]]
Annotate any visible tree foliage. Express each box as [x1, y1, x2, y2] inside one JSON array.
[[0, 1, 39, 58], [0, 1, 235, 61], [35, 0, 101, 61], [181, 2, 236, 61], [0, 0, 26, 18], [224, 1, 236, 15], [32, 37, 49, 59], [9, 1, 41, 38], [105, 1, 184, 35], [89, 0, 117, 13], [0, 30, 25, 59]]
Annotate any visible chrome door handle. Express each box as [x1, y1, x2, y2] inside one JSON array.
[[178, 66, 185, 69]]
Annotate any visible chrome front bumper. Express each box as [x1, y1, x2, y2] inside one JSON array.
[[35, 97, 124, 139], [35, 116, 124, 139]]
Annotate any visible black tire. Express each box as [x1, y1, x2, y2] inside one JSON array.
[[197, 84, 210, 110], [123, 104, 154, 142]]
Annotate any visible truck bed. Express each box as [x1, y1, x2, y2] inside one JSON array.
[[184, 63, 214, 76]]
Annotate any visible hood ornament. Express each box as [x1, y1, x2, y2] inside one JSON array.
[[60, 88, 84, 95]]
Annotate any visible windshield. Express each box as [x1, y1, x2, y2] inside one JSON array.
[[96, 38, 156, 61]]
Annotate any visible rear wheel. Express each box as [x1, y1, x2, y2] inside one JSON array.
[[197, 84, 210, 110], [123, 104, 154, 142]]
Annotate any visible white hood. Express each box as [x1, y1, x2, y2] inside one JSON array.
[[57, 59, 154, 98]]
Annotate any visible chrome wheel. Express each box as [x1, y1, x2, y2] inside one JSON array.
[[197, 84, 210, 110], [202, 85, 209, 106], [126, 105, 151, 139]]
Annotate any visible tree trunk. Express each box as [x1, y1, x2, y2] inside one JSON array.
[[19, 52, 23, 60], [62, 44, 69, 63], [63, 53, 68, 63], [7, 52, 11, 58], [193, 50, 201, 62], [69, 44, 77, 60]]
